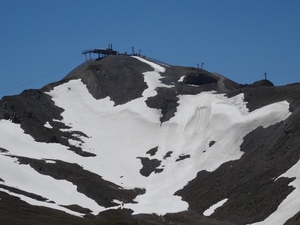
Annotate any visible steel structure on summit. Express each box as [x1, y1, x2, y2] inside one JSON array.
[[82, 44, 117, 64]]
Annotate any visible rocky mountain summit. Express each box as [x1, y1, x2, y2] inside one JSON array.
[[0, 55, 300, 225]]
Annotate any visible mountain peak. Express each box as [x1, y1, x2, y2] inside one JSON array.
[[0, 55, 300, 225]]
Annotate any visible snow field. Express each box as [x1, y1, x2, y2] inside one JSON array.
[[203, 198, 228, 216], [0, 56, 292, 218], [0, 138, 104, 216]]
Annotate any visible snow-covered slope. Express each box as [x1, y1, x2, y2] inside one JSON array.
[[0, 55, 299, 225]]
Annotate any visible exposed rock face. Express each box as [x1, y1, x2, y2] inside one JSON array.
[[78, 57, 151, 105], [0, 55, 299, 225]]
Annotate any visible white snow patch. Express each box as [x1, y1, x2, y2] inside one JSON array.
[[0, 187, 84, 217], [178, 75, 185, 82], [203, 198, 228, 216], [44, 121, 52, 129], [0, 153, 104, 215], [132, 56, 173, 98], [132, 56, 166, 73], [44, 159, 56, 164], [113, 199, 124, 209]]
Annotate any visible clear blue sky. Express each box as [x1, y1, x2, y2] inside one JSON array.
[[1, 0, 299, 98]]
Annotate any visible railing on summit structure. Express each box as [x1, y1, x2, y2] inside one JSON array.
[[124, 53, 171, 68], [142, 56, 171, 68], [65, 61, 89, 78]]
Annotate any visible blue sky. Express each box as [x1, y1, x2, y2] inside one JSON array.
[[1, 0, 299, 98]]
